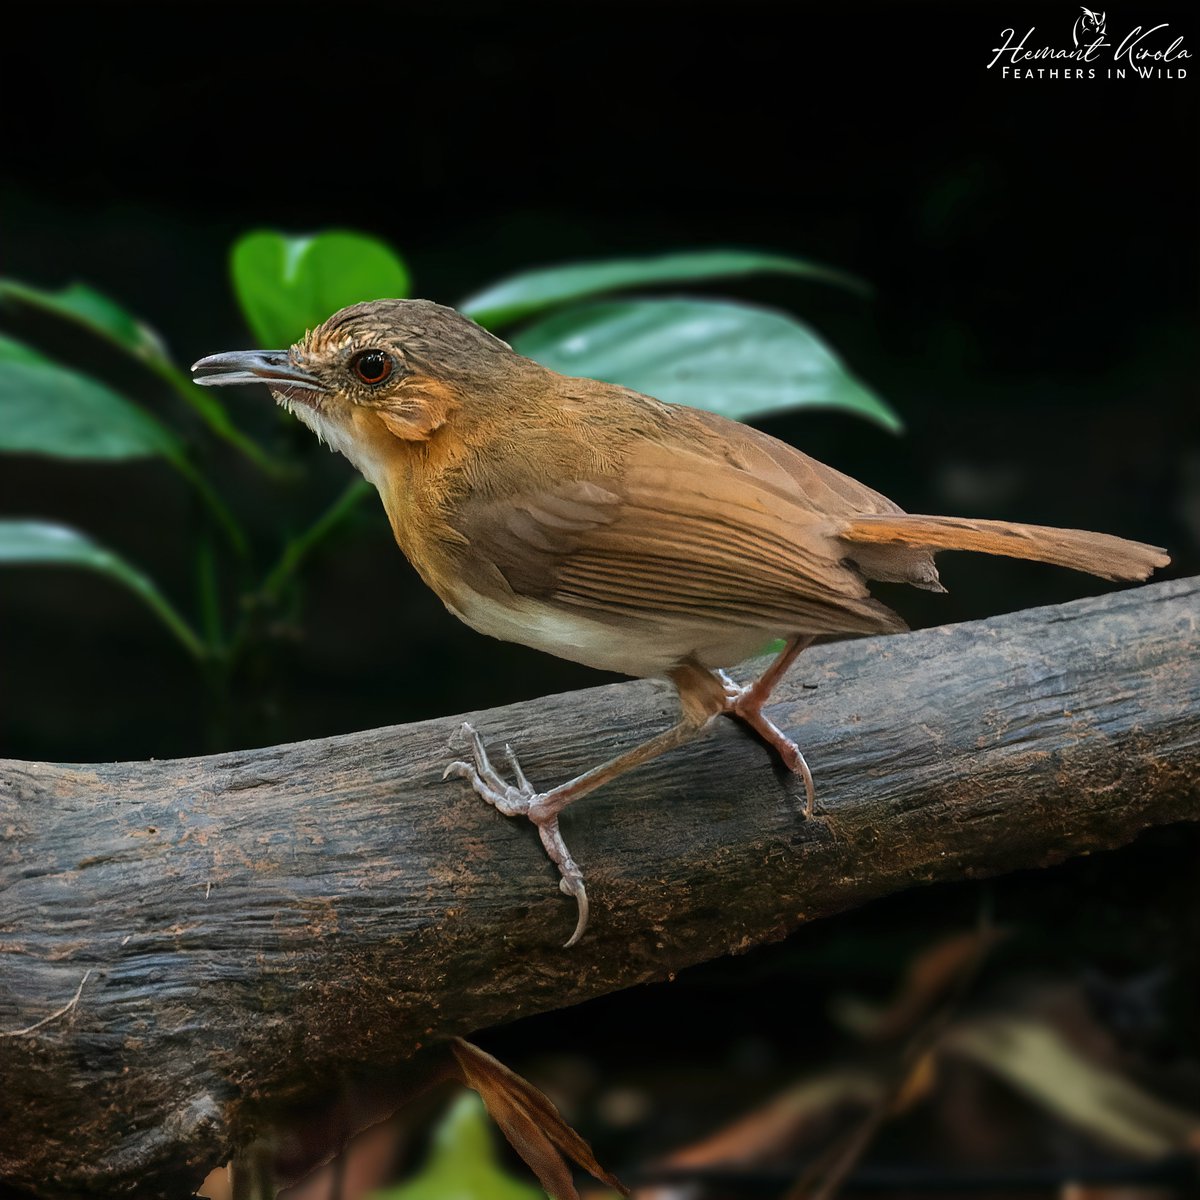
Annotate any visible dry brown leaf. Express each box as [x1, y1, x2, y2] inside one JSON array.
[[660, 1070, 885, 1170], [889, 1048, 938, 1116], [832, 928, 1008, 1041], [450, 1038, 628, 1200]]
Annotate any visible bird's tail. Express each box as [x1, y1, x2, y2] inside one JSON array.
[[837, 514, 1169, 583]]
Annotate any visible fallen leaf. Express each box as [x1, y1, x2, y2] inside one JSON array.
[[944, 1015, 1200, 1158], [451, 1038, 627, 1200]]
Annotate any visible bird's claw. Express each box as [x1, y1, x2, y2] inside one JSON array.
[[718, 669, 746, 706], [718, 673, 816, 817], [559, 874, 590, 948], [445, 722, 591, 945]]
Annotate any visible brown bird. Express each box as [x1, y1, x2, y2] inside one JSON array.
[[193, 299, 1169, 945]]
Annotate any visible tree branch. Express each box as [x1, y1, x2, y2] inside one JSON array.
[[1, 578, 1197, 1197]]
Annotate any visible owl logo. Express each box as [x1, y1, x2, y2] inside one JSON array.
[[1074, 7, 1107, 45]]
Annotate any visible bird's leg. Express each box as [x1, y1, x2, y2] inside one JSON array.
[[444, 663, 727, 946], [445, 724, 593, 944], [720, 635, 816, 816]]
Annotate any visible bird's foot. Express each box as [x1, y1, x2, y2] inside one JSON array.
[[444, 722, 590, 947], [718, 672, 816, 817]]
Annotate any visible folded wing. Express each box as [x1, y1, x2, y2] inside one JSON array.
[[455, 423, 908, 639]]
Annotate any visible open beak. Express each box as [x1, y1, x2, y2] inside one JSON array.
[[191, 349, 322, 392]]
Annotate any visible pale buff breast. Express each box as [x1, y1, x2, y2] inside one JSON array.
[[442, 582, 778, 678]]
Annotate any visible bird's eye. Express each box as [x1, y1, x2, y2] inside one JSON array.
[[350, 349, 394, 386]]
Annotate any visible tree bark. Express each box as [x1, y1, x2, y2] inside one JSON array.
[[1, 578, 1197, 1197]]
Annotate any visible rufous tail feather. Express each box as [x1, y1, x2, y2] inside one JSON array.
[[837, 514, 1169, 582]]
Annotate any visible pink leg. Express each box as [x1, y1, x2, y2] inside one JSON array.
[[443, 647, 816, 946], [444, 695, 718, 947], [721, 635, 816, 816]]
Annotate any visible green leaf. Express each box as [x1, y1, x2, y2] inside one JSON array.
[[231, 230, 411, 348], [371, 1092, 549, 1200], [0, 278, 285, 477], [0, 332, 45, 365], [0, 278, 171, 368], [461, 249, 869, 328], [511, 298, 902, 432], [0, 336, 186, 460], [0, 520, 205, 658]]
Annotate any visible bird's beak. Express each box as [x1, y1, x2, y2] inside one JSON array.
[[190, 349, 322, 392]]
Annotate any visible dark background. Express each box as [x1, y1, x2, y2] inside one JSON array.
[[1, 0, 1197, 1188]]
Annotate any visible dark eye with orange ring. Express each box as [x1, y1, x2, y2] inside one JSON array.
[[350, 349, 394, 386]]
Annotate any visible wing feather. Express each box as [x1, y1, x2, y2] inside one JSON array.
[[456, 431, 905, 638]]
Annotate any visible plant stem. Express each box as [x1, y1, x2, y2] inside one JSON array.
[[118, 567, 208, 662], [171, 455, 250, 558], [196, 537, 225, 655], [220, 477, 372, 671], [150, 359, 290, 479], [260, 477, 373, 601]]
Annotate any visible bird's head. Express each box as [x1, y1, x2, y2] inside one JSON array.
[[192, 298, 518, 485]]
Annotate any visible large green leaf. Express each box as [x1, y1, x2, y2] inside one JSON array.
[[511, 298, 902, 432], [461, 249, 868, 328], [0, 521, 204, 658], [231, 230, 411, 348], [0, 335, 186, 460], [0, 278, 171, 367], [372, 1092, 547, 1200]]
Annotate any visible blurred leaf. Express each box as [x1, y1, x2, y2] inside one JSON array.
[[231, 230, 411, 348], [0, 521, 204, 658], [461, 250, 869, 328], [0, 332, 45, 365], [0, 336, 248, 553], [0, 278, 171, 367], [945, 1015, 1200, 1158], [757, 637, 789, 657], [371, 1092, 549, 1200], [0, 280, 285, 477], [0, 336, 185, 460], [511, 299, 901, 432], [832, 928, 1008, 1041], [450, 1038, 626, 1200], [656, 1070, 885, 1170]]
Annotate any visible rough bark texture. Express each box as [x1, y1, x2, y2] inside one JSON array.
[[1, 578, 1197, 1197]]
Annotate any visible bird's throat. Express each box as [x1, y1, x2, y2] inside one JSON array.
[[277, 394, 400, 494]]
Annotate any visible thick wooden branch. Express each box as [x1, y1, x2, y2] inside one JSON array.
[[2, 578, 1197, 1197]]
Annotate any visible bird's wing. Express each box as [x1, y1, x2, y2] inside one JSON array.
[[454, 430, 906, 638], [677, 406, 907, 519]]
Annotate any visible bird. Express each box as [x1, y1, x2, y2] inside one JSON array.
[[193, 298, 1170, 946]]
